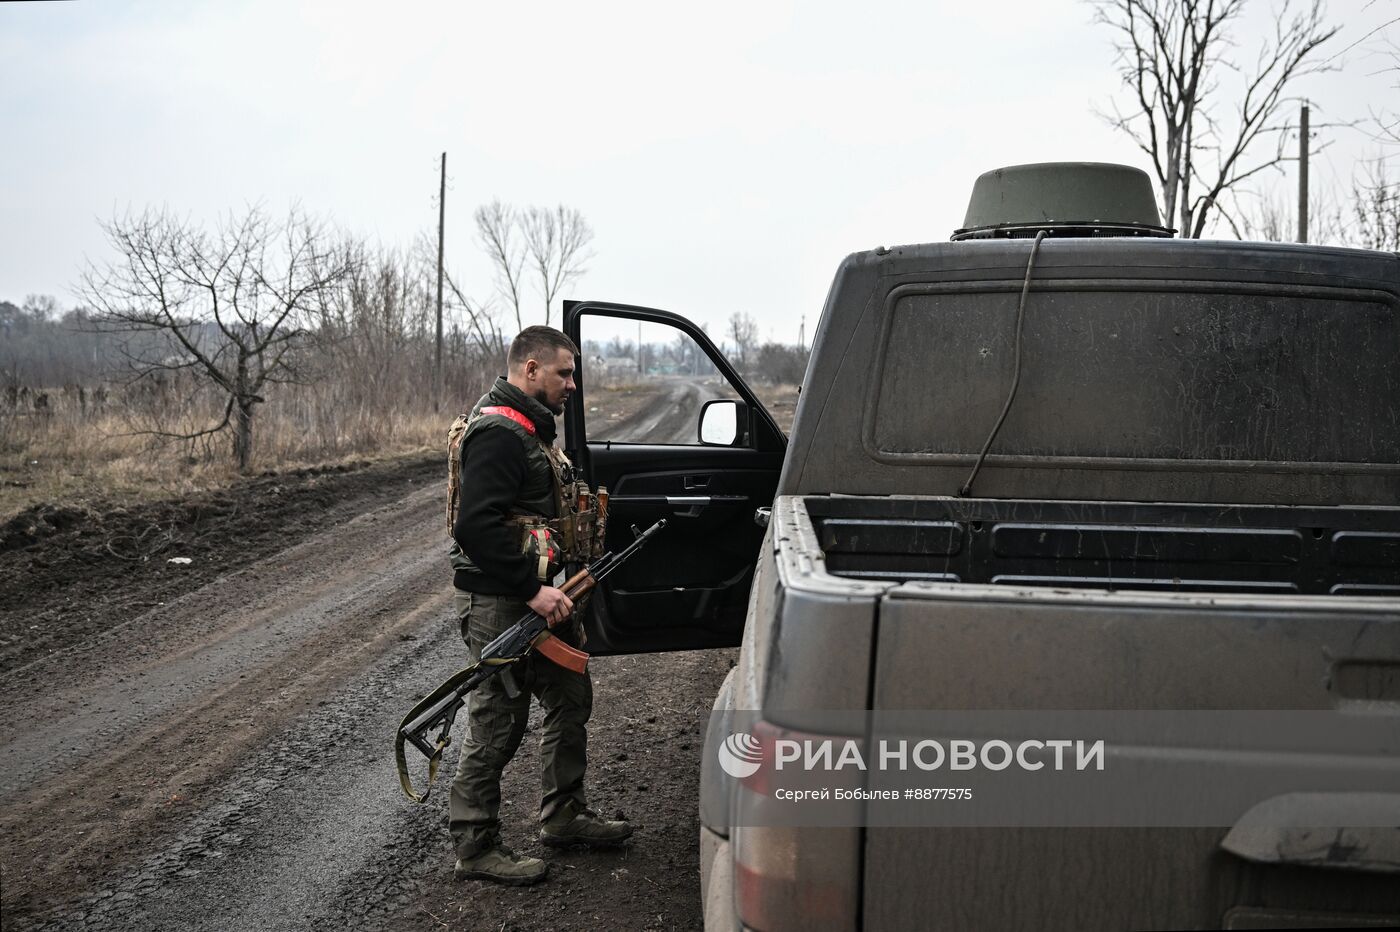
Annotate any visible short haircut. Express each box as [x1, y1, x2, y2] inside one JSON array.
[[508, 325, 579, 369]]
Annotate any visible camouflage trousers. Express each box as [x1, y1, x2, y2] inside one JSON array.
[[447, 590, 593, 859]]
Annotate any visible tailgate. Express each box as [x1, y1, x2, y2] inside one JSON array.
[[865, 587, 1400, 930]]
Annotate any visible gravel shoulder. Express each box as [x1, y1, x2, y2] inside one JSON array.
[[0, 458, 731, 931]]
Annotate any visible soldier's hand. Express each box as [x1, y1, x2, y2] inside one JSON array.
[[528, 586, 574, 626]]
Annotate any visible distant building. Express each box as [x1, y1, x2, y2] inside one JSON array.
[[593, 356, 640, 377]]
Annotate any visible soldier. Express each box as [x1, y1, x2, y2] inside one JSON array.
[[446, 325, 632, 885]]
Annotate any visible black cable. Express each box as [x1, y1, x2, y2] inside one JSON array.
[[959, 230, 1048, 498]]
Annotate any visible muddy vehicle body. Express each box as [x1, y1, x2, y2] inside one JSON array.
[[564, 164, 1400, 930]]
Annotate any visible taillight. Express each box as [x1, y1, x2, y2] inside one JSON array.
[[731, 719, 861, 932]]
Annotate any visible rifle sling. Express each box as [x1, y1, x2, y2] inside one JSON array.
[[395, 655, 516, 803], [394, 633, 589, 802], [395, 521, 664, 803]]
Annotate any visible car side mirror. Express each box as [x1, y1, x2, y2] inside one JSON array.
[[699, 399, 748, 446]]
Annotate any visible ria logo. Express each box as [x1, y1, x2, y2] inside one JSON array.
[[718, 732, 763, 779]]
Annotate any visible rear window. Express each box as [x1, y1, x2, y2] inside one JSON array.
[[871, 283, 1400, 465]]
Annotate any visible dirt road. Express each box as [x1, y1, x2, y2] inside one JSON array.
[[593, 379, 731, 445], [0, 462, 731, 931]]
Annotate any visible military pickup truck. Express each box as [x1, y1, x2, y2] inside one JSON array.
[[562, 163, 1400, 931]]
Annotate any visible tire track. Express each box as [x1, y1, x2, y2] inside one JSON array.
[[0, 486, 449, 923], [0, 472, 733, 931]]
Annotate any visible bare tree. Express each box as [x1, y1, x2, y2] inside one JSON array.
[[756, 342, 810, 385], [727, 312, 759, 369], [327, 242, 428, 405], [520, 205, 594, 327], [22, 294, 59, 322], [1349, 160, 1400, 250], [443, 270, 508, 370], [1093, 0, 1338, 237], [80, 205, 352, 472], [1350, 35, 1400, 249], [0, 297, 118, 388], [1231, 183, 1349, 242], [474, 200, 527, 332], [475, 200, 594, 331]]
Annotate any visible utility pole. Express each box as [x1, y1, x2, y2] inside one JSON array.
[[1298, 104, 1309, 244], [435, 151, 446, 409], [798, 314, 805, 353]]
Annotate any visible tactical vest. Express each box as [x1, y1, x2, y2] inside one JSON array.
[[447, 397, 602, 584]]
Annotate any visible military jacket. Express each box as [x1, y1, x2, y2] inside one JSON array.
[[448, 378, 570, 590]]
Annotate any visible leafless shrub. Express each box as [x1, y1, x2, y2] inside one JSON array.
[[1350, 160, 1400, 250]]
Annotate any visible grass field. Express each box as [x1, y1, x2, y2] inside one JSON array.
[[1, 381, 802, 521], [0, 397, 441, 520]]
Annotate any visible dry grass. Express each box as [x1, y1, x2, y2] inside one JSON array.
[[3, 419, 209, 518], [753, 382, 801, 433], [0, 390, 443, 521], [1, 380, 805, 521]]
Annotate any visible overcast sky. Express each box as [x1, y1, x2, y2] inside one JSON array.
[[2, 0, 1395, 344]]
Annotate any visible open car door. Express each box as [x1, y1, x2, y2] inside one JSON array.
[[563, 300, 785, 653]]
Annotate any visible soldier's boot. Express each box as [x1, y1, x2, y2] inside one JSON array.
[[454, 844, 549, 886], [539, 801, 634, 849]]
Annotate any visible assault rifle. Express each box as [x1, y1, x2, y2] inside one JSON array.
[[395, 519, 667, 802]]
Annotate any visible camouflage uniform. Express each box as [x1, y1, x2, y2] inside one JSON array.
[[448, 591, 592, 857], [446, 377, 593, 859]]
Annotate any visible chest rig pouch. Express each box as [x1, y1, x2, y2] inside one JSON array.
[[447, 405, 607, 583]]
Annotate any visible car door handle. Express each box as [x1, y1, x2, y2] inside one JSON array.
[[610, 495, 748, 506], [609, 494, 747, 519], [664, 495, 710, 519]]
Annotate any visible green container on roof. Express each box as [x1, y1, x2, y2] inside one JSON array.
[[953, 162, 1174, 240]]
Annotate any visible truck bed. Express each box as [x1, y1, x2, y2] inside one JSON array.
[[759, 494, 1400, 928], [807, 495, 1400, 596]]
